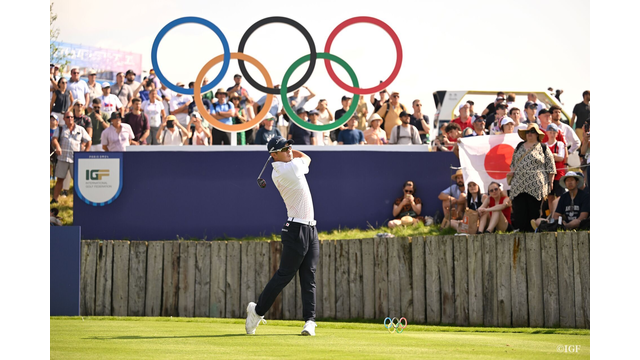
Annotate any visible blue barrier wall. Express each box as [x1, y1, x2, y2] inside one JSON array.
[[51, 226, 81, 316], [75, 148, 459, 240]]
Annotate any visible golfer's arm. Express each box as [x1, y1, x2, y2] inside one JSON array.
[[292, 149, 310, 165]]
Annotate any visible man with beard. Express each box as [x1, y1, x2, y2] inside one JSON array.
[[438, 169, 466, 225], [389, 111, 421, 145]]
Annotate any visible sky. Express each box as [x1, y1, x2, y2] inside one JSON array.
[[51, 0, 590, 121]]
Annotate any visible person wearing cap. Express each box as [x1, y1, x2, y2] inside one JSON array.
[[363, 113, 387, 145], [50, 77, 74, 121], [157, 114, 188, 146], [288, 108, 314, 145], [88, 98, 110, 151], [549, 105, 581, 155], [124, 69, 141, 97], [245, 136, 319, 337], [86, 69, 102, 113], [410, 99, 430, 144], [123, 98, 150, 145], [537, 108, 567, 145], [497, 117, 516, 135], [168, 82, 193, 129], [531, 171, 589, 231], [438, 169, 467, 226], [330, 96, 352, 143], [141, 88, 166, 145], [452, 103, 473, 132], [389, 111, 421, 145], [507, 123, 556, 232], [486, 103, 507, 134], [188, 112, 211, 146], [71, 99, 93, 140], [481, 92, 505, 118], [523, 93, 545, 121], [306, 109, 325, 146], [544, 122, 567, 216], [523, 101, 541, 125], [148, 68, 161, 91], [111, 72, 135, 113], [227, 74, 250, 107], [210, 87, 235, 145], [101, 112, 134, 152], [463, 115, 487, 137], [337, 116, 365, 145], [254, 115, 282, 145], [50, 110, 91, 204], [98, 82, 124, 119], [375, 90, 408, 140], [67, 67, 90, 110]]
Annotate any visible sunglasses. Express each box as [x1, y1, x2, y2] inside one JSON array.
[[489, 188, 500, 193], [64, 116, 73, 119], [276, 146, 291, 153], [392, 95, 399, 98], [404, 190, 413, 194]]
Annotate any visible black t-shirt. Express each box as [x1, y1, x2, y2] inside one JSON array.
[[572, 102, 590, 129], [485, 113, 497, 130], [484, 102, 496, 117], [188, 97, 212, 115], [555, 189, 590, 222], [288, 121, 314, 145], [410, 114, 429, 143], [331, 108, 348, 142]]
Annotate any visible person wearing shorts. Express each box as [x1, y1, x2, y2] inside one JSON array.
[[477, 182, 513, 233], [245, 136, 319, 336]]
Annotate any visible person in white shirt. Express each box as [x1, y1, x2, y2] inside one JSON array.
[[169, 82, 193, 127], [67, 67, 90, 110], [98, 82, 124, 119], [389, 111, 421, 144], [245, 136, 319, 337], [157, 115, 188, 145], [101, 112, 134, 152], [550, 105, 581, 155], [188, 112, 211, 146], [142, 89, 166, 145]]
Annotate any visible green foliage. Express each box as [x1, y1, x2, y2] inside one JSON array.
[[50, 2, 70, 70]]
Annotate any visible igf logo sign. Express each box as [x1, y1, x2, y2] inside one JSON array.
[[86, 169, 110, 181]]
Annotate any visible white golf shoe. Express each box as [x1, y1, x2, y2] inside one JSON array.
[[245, 302, 266, 335], [301, 320, 317, 336]]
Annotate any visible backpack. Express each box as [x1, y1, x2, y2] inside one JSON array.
[[161, 128, 183, 145], [394, 124, 417, 143], [381, 102, 406, 120]]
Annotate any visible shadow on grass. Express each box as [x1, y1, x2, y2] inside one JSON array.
[[86, 334, 300, 340]]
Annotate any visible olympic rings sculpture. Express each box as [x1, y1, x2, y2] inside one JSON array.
[[151, 16, 402, 133], [384, 317, 407, 334]]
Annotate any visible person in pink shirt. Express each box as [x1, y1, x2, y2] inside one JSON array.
[[363, 113, 387, 145], [101, 112, 134, 151]]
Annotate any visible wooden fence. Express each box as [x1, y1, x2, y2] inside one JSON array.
[[79, 232, 589, 328]]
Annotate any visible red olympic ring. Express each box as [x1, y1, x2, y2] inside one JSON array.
[[324, 16, 403, 95]]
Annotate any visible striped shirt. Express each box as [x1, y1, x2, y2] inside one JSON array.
[[52, 125, 91, 163], [271, 157, 314, 221]]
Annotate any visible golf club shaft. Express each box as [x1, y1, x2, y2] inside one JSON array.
[[257, 155, 272, 179]]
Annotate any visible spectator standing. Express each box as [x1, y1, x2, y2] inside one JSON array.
[[210, 88, 234, 145], [389, 111, 421, 145], [497, 117, 516, 135], [337, 116, 365, 145], [510, 107, 527, 132], [141, 89, 166, 145], [255, 85, 282, 119], [227, 74, 250, 107], [50, 77, 73, 121], [464, 115, 487, 137], [355, 95, 369, 131], [169, 82, 193, 128], [157, 115, 188, 146], [307, 109, 325, 146], [86, 69, 102, 113], [50, 63, 60, 100], [523, 101, 540, 125], [571, 90, 590, 140], [50, 111, 91, 204], [111, 72, 134, 113], [376, 90, 407, 140], [505, 93, 517, 112], [158, 82, 173, 115], [124, 69, 141, 98], [550, 105, 581, 155], [477, 182, 513, 233], [288, 108, 314, 145], [101, 112, 134, 152], [538, 109, 566, 144], [314, 99, 334, 144], [410, 99, 430, 144], [243, 97, 257, 145], [67, 67, 90, 111], [229, 94, 246, 145], [523, 93, 545, 120], [370, 87, 389, 113], [71, 100, 93, 140], [363, 113, 387, 145], [50, 114, 59, 180], [188, 112, 211, 146], [388, 180, 424, 228], [481, 92, 505, 118], [88, 98, 109, 151], [580, 123, 590, 191], [187, 81, 212, 116], [452, 103, 473, 133], [487, 103, 507, 134], [545, 123, 567, 216], [289, 85, 315, 113], [98, 82, 124, 119], [331, 96, 352, 143], [254, 116, 282, 145], [123, 98, 150, 145], [507, 123, 556, 232]]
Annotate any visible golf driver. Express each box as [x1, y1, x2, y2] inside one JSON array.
[[256, 156, 272, 188]]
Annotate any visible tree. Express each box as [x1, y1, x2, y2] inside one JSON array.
[[50, 2, 69, 70]]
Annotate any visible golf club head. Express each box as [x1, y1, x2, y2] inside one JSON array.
[[257, 178, 266, 188]]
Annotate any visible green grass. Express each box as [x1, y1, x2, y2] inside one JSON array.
[[51, 317, 589, 359]]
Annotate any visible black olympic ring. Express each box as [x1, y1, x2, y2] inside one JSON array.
[[237, 16, 317, 95]]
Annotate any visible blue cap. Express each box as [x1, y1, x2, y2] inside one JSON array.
[[546, 123, 559, 132], [307, 109, 319, 115], [267, 136, 294, 153]]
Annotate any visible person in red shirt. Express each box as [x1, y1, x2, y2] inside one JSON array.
[[545, 123, 567, 216], [451, 102, 473, 132], [477, 182, 513, 233]]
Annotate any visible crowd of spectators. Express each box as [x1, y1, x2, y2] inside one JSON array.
[[50, 64, 590, 232]]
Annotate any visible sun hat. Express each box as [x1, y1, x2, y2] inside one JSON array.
[[517, 123, 545, 142], [451, 169, 464, 181], [368, 113, 383, 126], [559, 171, 585, 189]]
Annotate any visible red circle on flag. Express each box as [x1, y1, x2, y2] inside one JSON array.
[[484, 144, 514, 180]]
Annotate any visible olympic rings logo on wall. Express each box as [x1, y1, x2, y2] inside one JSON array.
[[151, 16, 403, 133]]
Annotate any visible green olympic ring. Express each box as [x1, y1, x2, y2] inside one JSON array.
[[281, 52, 360, 132]]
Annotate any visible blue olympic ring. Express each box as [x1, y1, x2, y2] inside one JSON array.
[[151, 17, 231, 95]]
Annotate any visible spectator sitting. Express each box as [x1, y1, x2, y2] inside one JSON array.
[[463, 115, 487, 137], [450, 180, 487, 232], [487, 103, 507, 134], [388, 180, 424, 229], [254, 115, 282, 145], [50, 208, 62, 226], [101, 112, 134, 152], [438, 169, 466, 226], [452, 103, 473, 133], [389, 111, 421, 145], [481, 92, 505, 118], [338, 116, 365, 145], [157, 115, 188, 145], [466, 100, 476, 117], [477, 182, 513, 233], [531, 171, 589, 231], [363, 113, 387, 145], [188, 112, 211, 146], [288, 108, 314, 145]]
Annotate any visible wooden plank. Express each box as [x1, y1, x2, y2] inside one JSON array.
[[439, 235, 455, 325], [240, 241, 256, 319], [374, 237, 388, 319], [225, 241, 241, 318], [322, 240, 336, 319], [541, 233, 560, 327], [161, 241, 180, 317], [362, 238, 375, 319], [577, 232, 590, 329], [112, 241, 130, 317], [95, 240, 113, 316], [453, 235, 469, 326], [80, 240, 98, 316], [557, 232, 576, 328], [335, 240, 350, 319], [295, 271, 303, 320], [573, 234, 585, 328], [145, 241, 164, 317], [424, 236, 441, 325], [210, 241, 226, 318], [467, 235, 483, 326], [526, 233, 544, 327], [349, 239, 363, 319], [411, 236, 426, 324], [178, 241, 196, 317], [496, 234, 512, 327], [387, 238, 400, 318], [128, 241, 147, 316], [195, 241, 211, 318], [254, 242, 270, 309], [315, 240, 323, 319], [398, 237, 413, 323], [268, 241, 282, 320], [482, 234, 497, 326], [510, 234, 528, 327]]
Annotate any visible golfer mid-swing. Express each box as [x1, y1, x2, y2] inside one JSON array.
[[246, 136, 319, 336]]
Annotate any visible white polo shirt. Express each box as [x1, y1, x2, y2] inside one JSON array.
[[271, 157, 314, 221]]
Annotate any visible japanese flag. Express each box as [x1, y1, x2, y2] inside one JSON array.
[[458, 134, 523, 193]]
